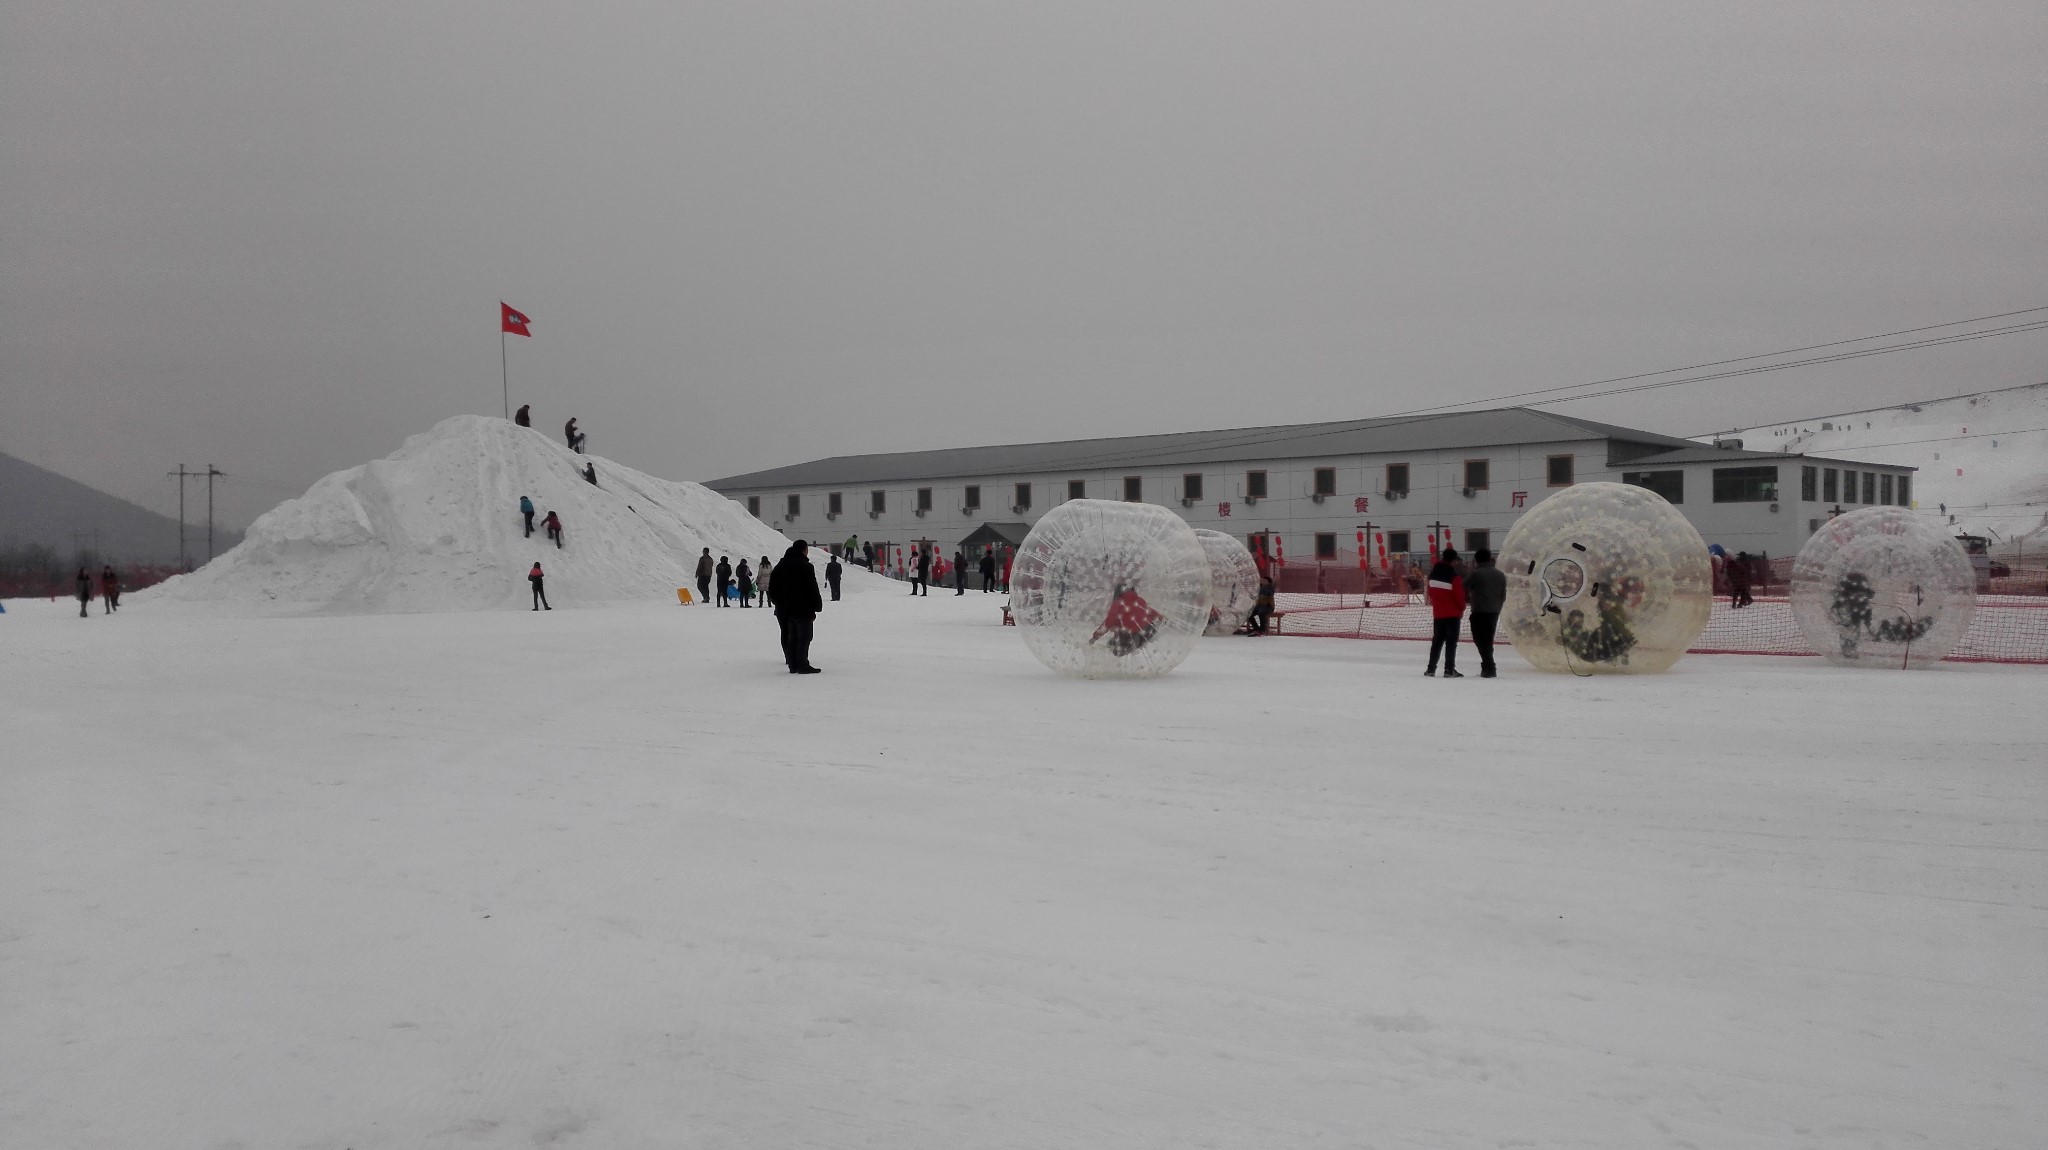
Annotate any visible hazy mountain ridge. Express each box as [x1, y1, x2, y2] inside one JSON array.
[[0, 451, 240, 565]]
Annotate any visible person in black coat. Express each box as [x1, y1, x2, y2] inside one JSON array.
[[825, 554, 843, 601], [695, 548, 715, 605], [953, 549, 968, 595], [715, 556, 733, 607], [514, 404, 531, 427], [767, 540, 824, 673], [101, 565, 120, 613], [75, 567, 92, 617], [911, 546, 930, 596], [1464, 548, 1507, 678], [979, 550, 997, 593]]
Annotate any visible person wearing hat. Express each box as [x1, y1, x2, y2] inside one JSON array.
[[1423, 548, 1466, 678], [1465, 548, 1507, 678], [768, 540, 824, 674]]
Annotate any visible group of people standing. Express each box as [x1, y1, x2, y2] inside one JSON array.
[[74, 566, 120, 617], [512, 404, 588, 455], [1422, 548, 1507, 678], [889, 542, 1012, 597], [690, 545, 826, 672]]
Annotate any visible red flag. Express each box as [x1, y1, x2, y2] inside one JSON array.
[[500, 302, 532, 337]]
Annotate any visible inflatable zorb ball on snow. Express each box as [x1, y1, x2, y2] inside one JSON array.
[[1192, 528, 1260, 636], [1500, 482, 1712, 674], [1011, 499, 1212, 678], [1790, 506, 1975, 668]]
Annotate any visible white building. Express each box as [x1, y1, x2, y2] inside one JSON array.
[[706, 408, 1915, 571]]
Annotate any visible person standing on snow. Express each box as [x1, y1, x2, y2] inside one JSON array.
[[1464, 548, 1506, 679], [543, 510, 564, 549], [695, 548, 715, 605], [911, 546, 931, 596], [1424, 548, 1466, 678], [979, 550, 996, 593], [825, 553, 843, 601], [759, 555, 774, 609], [101, 565, 120, 613], [736, 559, 755, 607], [519, 495, 535, 538], [75, 567, 92, 618], [1728, 551, 1754, 608], [529, 562, 551, 610], [953, 549, 968, 595], [564, 418, 585, 453], [768, 540, 824, 674], [1001, 547, 1014, 594], [514, 404, 531, 427], [715, 556, 733, 606]]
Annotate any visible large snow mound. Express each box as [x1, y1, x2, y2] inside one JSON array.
[[142, 415, 798, 614]]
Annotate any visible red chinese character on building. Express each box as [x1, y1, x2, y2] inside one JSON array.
[[1353, 496, 1370, 513], [1217, 501, 1231, 518], [1510, 490, 1528, 508]]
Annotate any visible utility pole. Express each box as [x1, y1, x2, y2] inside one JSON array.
[[204, 465, 226, 562], [168, 466, 201, 571]]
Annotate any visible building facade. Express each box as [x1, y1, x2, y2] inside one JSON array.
[[705, 409, 1915, 570]]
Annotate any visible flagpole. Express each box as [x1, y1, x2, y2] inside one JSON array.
[[501, 330, 509, 420]]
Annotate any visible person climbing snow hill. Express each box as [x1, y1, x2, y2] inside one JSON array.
[[564, 418, 585, 453], [529, 562, 551, 610], [543, 510, 563, 549], [1090, 583, 1165, 657], [514, 404, 531, 427], [520, 495, 536, 538], [582, 462, 598, 486]]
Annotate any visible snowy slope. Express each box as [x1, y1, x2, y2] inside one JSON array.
[[1704, 382, 2048, 554], [139, 415, 804, 613]]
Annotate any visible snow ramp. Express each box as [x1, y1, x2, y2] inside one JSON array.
[[142, 415, 798, 614]]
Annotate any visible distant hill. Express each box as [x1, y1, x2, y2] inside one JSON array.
[[1699, 381, 2048, 557], [0, 451, 241, 565]]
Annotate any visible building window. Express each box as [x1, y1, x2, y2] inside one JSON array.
[[746, 495, 760, 517], [963, 485, 980, 511], [1711, 466, 1779, 503], [1014, 482, 1032, 511], [1464, 529, 1490, 554], [786, 494, 800, 518], [828, 491, 843, 516], [1246, 470, 1268, 499], [1183, 473, 1204, 501], [1313, 467, 1337, 496], [1547, 455, 1575, 487], [1385, 530, 1411, 554], [1897, 476, 1911, 506], [1823, 468, 1838, 502], [917, 487, 933, 512], [1314, 532, 1338, 559], [1843, 469, 1860, 503], [1622, 470, 1684, 504], [1880, 474, 1893, 505], [1862, 472, 1876, 504], [1385, 463, 1409, 495], [870, 490, 886, 513], [1123, 475, 1143, 502], [1462, 459, 1489, 490], [1801, 466, 1817, 502], [1067, 479, 1085, 501]]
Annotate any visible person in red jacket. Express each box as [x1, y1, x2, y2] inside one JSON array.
[[1090, 582, 1165, 657], [1001, 548, 1014, 593], [542, 510, 563, 549], [1424, 548, 1466, 678]]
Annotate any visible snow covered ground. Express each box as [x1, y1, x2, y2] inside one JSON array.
[[5, 590, 2043, 1148]]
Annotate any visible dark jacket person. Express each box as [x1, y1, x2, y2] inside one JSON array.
[[825, 555, 843, 601], [768, 541, 824, 674], [1464, 548, 1507, 678]]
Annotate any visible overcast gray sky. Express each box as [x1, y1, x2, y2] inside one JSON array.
[[5, 2, 2044, 529]]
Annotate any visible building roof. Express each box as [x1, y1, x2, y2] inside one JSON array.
[[1627, 445, 1918, 470], [705, 407, 1699, 491]]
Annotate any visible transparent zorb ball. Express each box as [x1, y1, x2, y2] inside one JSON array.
[[1790, 506, 1975, 668], [1500, 482, 1712, 674], [1011, 500, 1212, 678], [1192, 528, 1260, 636]]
